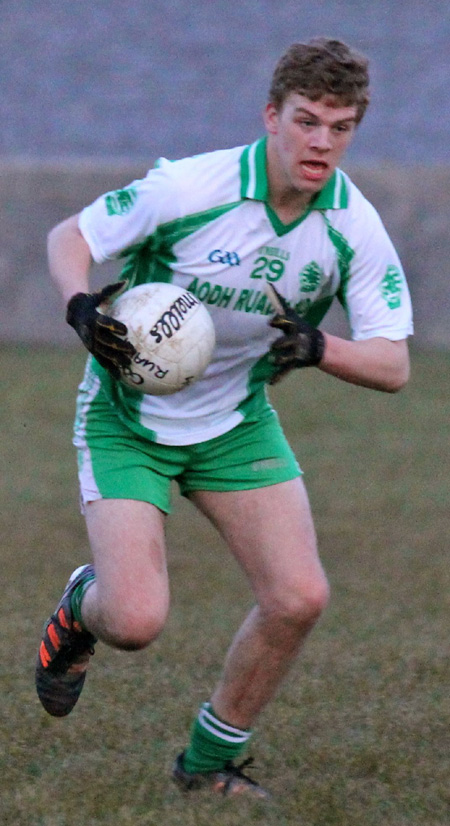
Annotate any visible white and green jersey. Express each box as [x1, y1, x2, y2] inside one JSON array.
[[77, 137, 413, 446]]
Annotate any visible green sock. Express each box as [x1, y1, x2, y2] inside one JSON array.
[[182, 702, 252, 773], [70, 574, 96, 630]]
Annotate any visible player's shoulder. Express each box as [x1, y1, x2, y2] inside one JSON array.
[[331, 169, 386, 233], [151, 145, 246, 209], [324, 170, 399, 264], [340, 170, 377, 214], [156, 144, 246, 175]]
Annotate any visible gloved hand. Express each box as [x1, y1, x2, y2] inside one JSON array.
[[66, 280, 136, 379], [266, 283, 325, 385]]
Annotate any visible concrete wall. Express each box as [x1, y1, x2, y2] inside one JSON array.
[[2, 1, 450, 166], [0, 161, 448, 348]]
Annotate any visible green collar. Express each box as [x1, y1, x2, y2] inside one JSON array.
[[240, 136, 349, 210]]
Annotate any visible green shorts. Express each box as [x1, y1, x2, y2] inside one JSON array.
[[76, 399, 301, 514]]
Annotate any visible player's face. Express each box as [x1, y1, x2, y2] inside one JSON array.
[[264, 93, 358, 199]]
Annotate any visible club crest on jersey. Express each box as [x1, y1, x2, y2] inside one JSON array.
[[380, 266, 403, 309], [105, 186, 138, 216], [299, 261, 324, 293]]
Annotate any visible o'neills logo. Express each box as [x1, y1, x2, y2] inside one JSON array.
[[150, 292, 199, 343]]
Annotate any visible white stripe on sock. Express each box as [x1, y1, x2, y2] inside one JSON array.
[[199, 706, 251, 744]]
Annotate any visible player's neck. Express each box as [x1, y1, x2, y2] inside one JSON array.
[[267, 189, 312, 224]]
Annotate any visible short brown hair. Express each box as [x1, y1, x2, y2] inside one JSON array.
[[269, 37, 370, 123]]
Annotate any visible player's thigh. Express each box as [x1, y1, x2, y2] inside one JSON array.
[[190, 478, 329, 614], [84, 498, 170, 623]]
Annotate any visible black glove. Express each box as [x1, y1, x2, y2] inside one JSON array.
[[66, 281, 136, 379], [266, 283, 325, 385]]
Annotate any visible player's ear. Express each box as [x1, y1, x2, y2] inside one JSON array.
[[263, 102, 279, 135]]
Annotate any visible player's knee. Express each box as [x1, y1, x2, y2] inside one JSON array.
[[101, 602, 168, 651], [298, 577, 330, 622], [264, 575, 330, 628]]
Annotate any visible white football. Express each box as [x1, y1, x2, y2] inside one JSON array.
[[109, 282, 216, 395]]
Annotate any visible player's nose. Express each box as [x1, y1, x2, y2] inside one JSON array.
[[310, 126, 333, 151]]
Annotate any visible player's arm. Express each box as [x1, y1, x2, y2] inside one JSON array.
[[48, 213, 93, 302], [266, 283, 409, 393], [317, 333, 409, 392], [47, 213, 135, 378], [310, 197, 411, 392]]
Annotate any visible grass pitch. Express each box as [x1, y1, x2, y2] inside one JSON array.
[[1, 344, 449, 826]]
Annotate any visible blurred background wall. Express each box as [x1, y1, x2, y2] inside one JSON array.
[[1, 0, 449, 347]]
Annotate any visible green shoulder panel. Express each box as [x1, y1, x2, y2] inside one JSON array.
[[118, 201, 242, 289]]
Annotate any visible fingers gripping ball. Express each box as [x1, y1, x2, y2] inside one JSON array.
[[109, 282, 216, 395], [66, 281, 136, 379]]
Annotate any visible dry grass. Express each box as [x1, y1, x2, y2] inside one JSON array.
[[1, 344, 449, 825]]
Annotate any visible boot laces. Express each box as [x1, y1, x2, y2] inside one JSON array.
[[222, 757, 259, 792]]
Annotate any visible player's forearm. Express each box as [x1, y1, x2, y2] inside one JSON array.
[[318, 334, 410, 392], [47, 213, 93, 304]]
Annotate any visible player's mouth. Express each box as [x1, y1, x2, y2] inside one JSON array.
[[300, 160, 329, 182]]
